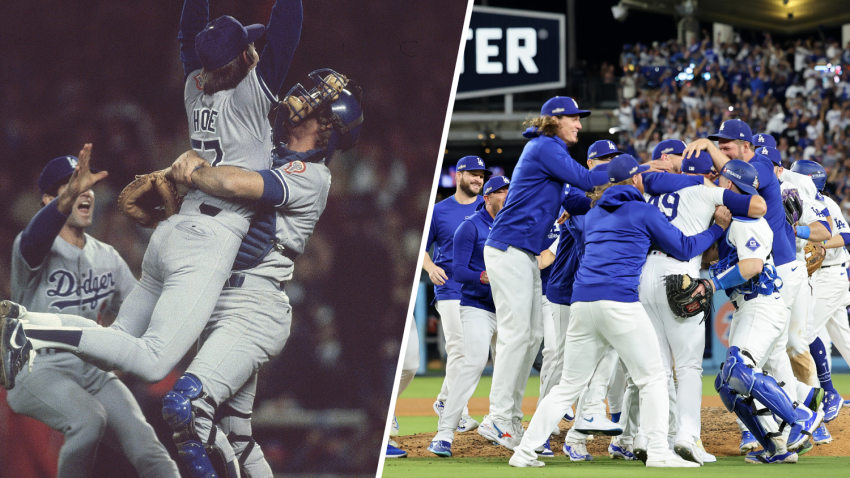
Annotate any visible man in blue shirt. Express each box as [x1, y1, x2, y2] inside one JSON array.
[[424, 155, 489, 432], [428, 176, 510, 457], [510, 154, 727, 468]]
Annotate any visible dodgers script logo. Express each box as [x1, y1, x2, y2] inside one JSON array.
[[46, 269, 116, 310]]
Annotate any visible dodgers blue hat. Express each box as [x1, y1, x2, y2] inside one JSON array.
[[791, 160, 827, 191], [681, 150, 714, 174], [652, 139, 687, 160], [756, 146, 782, 166], [38, 156, 99, 196], [541, 96, 591, 118], [708, 119, 753, 144], [196, 16, 265, 71], [720, 159, 759, 195], [753, 133, 776, 148], [607, 154, 649, 183], [483, 176, 510, 195], [587, 140, 621, 160], [455, 156, 492, 175]]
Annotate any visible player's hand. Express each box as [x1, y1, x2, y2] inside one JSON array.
[[646, 159, 672, 173], [170, 150, 210, 186], [557, 211, 570, 225], [480, 271, 489, 285], [714, 205, 731, 229], [57, 143, 109, 215], [428, 266, 448, 286], [683, 138, 714, 159]]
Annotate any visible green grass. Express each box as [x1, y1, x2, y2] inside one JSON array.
[[383, 456, 850, 477]]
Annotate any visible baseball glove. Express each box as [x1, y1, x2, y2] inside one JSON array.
[[782, 188, 803, 226], [804, 241, 826, 276], [665, 274, 714, 318], [118, 170, 183, 228]]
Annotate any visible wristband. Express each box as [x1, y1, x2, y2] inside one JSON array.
[[795, 226, 810, 240], [712, 264, 747, 290], [479, 271, 487, 284]]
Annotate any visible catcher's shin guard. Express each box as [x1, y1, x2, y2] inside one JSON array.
[[162, 374, 239, 478], [716, 374, 779, 454], [219, 406, 273, 478], [721, 347, 798, 425]]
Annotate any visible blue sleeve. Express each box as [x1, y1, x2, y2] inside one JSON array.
[[840, 232, 850, 246], [722, 189, 752, 217], [19, 200, 68, 269], [750, 161, 775, 189], [178, 0, 209, 80], [538, 141, 608, 192], [256, 170, 286, 208], [819, 220, 832, 234], [643, 172, 702, 196], [426, 212, 437, 251], [562, 192, 591, 216], [645, 207, 723, 261], [451, 221, 482, 285], [256, 0, 303, 98]]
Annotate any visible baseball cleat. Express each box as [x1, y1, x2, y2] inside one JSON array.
[[813, 424, 832, 445], [388, 438, 399, 447], [563, 441, 592, 462], [477, 416, 519, 450], [744, 449, 798, 464], [788, 407, 823, 452], [608, 442, 637, 460], [673, 440, 704, 465], [509, 455, 545, 467], [432, 399, 444, 417], [806, 388, 825, 413], [457, 414, 479, 433], [564, 407, 575, 422], [386, 444, 408, 458], [695, 439, 716, 463], [390, 415, 400, 437], [0, 309, 31, 391], [573, 414, 622, 436], [539, 438, 554, 457], [796, 440, 813, 456], [427, 440, 452, 457], [822, 390, 844, 422], [633, 434, 648, 464], [646, 452, 701, 468], [739, 431, 758, 454]]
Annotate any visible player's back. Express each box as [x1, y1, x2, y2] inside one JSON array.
[[822, 196, 849, 265]]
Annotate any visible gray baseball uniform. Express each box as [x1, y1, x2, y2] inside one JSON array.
[[8, 232, 179, 478], [185, 154, 332, 477]]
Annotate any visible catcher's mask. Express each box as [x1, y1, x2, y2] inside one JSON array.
[[273, 69, 364, 162]]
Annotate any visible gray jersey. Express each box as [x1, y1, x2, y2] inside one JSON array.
[[184, 67, 276, 218], [248, 159, 332, 283], [11, 233, 137, 320]]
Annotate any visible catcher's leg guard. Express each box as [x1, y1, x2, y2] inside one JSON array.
[[219, 406, 272, 478], [716, 374, 778, 454], [721, 347, 798, 425], [162, 374, 239, 478]]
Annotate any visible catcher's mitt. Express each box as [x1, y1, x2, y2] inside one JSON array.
[[665, 274, 714, 318], [804, 241, 826, 276], [118, 170, 183, 228]]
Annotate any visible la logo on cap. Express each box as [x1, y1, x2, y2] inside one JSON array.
[[758, 135, 764, 143], [760, 147, 768, 155], [608, 141, 616, 150], [720, 123, 725, 131]]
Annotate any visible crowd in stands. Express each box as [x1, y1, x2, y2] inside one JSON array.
[[611, 32, 850, 219]]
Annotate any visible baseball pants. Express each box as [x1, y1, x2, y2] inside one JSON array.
[[6, 353, 179, 478], [607, 359, 627, 417], [434, 306, 498, 443], [639, 253, 704, 444], [399, 315, 420, 398], [777, 261, 818, 382], [484, 246, 544, 424], [436, 300, 464, 406], [565, 344, 619, 444], [513, 300, 669, 462], [539, 300, 568, 403]]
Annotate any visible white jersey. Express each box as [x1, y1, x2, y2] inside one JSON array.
[[645, 184, 726, 270], [823, 196, 850, 266], [183, 67, 277, 218], [780, 181, 829, 261]]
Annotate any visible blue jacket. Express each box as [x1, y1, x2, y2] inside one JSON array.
[[546, 187, 592, 305], [540, 222, 559, 296], [452, 206, 495, 312], [573, 186, 724, 303], [486, 130, 608, 254], [749, 153, 796, 266], [427, 195, 484, 301]]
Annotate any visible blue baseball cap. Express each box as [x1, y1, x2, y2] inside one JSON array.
[[652, 139, 687, 160], [708, 119, 753, 144], [607, 154, 649, 183], [38, 156, 99, 196], [753, 133, 776, 148], [483, 176, 510, 195], [587, 140, 621, 160], [196, 16, 265, 71], [541, 96, 591, 118], [756, 146, 782, 166], [455, 156, 492, 175], [681, 150, 714, 174], [720, 159, 760, 195]]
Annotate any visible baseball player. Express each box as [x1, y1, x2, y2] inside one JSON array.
[[4, 148, 179, 477], [0, 0, 301, 390], [424, 155, 491, 433], [639, 150, 767, 464], [706, 160, 823, 464], [651, 139, 689, 173], [428, 176, 510, 457], [479, 97, 609, 449], [510, 154, 725, 468]]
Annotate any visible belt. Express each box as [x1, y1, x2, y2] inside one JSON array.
[[731, 290, 766, 310], [649, 250, 668, 257], [225, 272, 287, 291], [200, 203, 222, 217], [36, 348, 63, 356], [822, 262, 847, 269], [272, 240, 299, 263]]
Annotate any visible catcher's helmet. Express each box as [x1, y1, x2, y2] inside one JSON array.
[[720, 159, 759, 195], [790, 160, 826, 191]]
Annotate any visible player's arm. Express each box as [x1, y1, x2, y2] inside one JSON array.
[[706, 187, 767, 218], [422, 214, 448, 285], [795, 203, 832, 242], [537, 237, 559, 270], [561, 190, 591, 217], [256, 0, 303, 98], [538, 141, 608, 191], [646, 205, 729, 261], [178, 0, 209, 80], [682, 138, 730, 171], [452, 221, 487, 286], [642, 172, 704, 196]]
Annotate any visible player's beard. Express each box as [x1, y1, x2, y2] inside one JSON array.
[[458, 178, 481, 197]]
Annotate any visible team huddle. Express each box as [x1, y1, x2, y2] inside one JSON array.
[[0, 0, 363, 477], [393, 95, 850, 466]]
